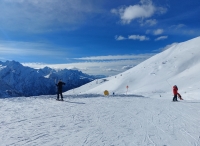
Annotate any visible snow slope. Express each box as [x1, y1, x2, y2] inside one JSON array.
[[0, 96, 200, 146], [65, 37, 200, 100]]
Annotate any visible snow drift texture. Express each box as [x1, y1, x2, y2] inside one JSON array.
[[66, 37, 200, 100], [1, 96, 200, 146], [0, 61, 99, 97]]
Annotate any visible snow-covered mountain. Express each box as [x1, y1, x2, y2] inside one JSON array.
[[0, 61, 101, 97], [65, 36, 200, 100]]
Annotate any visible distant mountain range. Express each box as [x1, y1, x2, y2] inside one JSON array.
[[0, 60, 104, 97]]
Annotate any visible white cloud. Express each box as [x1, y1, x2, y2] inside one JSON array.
[[129, 35, 150, 41], [153, 29, 164, 35], [0, 0, 101, 32], [144, 19, 157, 26], [23, 54, 154, 76], [0, 41, 63, 56], [156, 7, 168, 14], [155, 36, 168, 41], [105, 68, 119, 72], [122, 65, 133, 70], [111, 0, 155, 24], [115, 35, 126, 41], [170, 24, 186, 30], [0, 40, 68, 63], [75, 54, 153, 61], [115, 35, 150, 41], [111, 0, 167, 25], [66, 66, 80, 70]]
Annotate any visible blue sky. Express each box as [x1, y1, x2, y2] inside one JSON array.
[[0, 0, 200, 76]]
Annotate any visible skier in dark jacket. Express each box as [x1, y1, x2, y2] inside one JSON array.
[[56, 80, 66, 101]]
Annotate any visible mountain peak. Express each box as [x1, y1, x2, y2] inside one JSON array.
[[4, 60, 23, 67]]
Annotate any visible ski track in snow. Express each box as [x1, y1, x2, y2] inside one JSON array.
[[0, 96, 200, 146]]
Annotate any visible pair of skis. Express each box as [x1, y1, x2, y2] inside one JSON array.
[[56, 99, 64, 101], [177, 93, 183, 100]]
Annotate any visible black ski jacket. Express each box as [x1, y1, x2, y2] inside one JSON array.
[[56, 81, 66, 90]]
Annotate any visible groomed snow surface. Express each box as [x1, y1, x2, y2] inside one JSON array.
[[0, 95, 200, 146]]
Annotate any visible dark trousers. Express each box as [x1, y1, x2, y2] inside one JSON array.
[[173, 94, 177, 101], [57, 90, 63, 99]]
